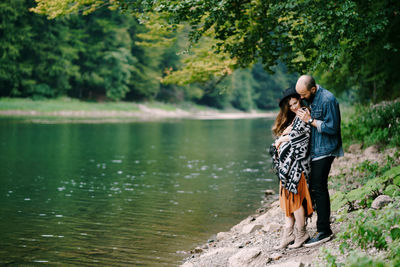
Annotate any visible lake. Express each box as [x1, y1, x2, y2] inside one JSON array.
[[0, 118, 277, 266]]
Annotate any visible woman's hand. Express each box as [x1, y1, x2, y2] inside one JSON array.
[[282, 126, 292, 136], [274, 135, 290, 149]]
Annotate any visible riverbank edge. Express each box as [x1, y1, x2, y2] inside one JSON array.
[[180, 145, 399, 267], [0, 103, 276, 123]]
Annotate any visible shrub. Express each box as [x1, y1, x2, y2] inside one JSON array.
[[323, 198, 400, 266], [331, 165, 400, 212], [342, 99, 400, 148]]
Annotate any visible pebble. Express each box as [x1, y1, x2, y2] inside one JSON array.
[[371, 195, 393, 209], [190, 248, 203, 254], [265, 189, 275, 195], [271, 252, 283, 260]]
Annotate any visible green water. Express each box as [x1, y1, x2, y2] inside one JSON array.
[[0, 118, 277, 266]]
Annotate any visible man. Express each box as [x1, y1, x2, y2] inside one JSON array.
[[295, 75, 343, 247]]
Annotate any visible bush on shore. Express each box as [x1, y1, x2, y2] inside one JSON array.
[[323, 165, 400, 266], [341, 99, 400, 148], [322, 98, 400, 266]]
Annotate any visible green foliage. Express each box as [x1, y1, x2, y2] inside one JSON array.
[[195, 63, 297, 110], [341, 208, 393, 250], [344, 252, 387, 267], [323, 198, 400, 266], [1, 1, 297, 109], [103, 48, 136, 100], [32, 0, 400, 103], [331, 191, 348, 212], [356, 160, 381, 178], [251, 62, 298, 110], [341, 100, 400, 148], [0, 0, 36, 96], [26, 84, 55, 100], [331, 165, 400, 212]]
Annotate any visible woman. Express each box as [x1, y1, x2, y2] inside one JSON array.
[[270, 87, 313, 249]]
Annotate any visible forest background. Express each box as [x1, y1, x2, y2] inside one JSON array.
[[2, 0, 399, 110]]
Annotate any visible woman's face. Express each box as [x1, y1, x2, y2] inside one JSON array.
[[288, 97, 301, 113]]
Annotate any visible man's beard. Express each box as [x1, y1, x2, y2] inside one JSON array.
[[302, 94, 316, 106]]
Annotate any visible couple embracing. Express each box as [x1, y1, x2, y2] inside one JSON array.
[[270, 75, 343, 249]]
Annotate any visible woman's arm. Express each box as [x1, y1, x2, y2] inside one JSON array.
[[275, 135, 290, 149], [288, 117, 310, 160]]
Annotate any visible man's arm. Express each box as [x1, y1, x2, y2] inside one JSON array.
[[296, 100, 340, 135], [316, 100, 341, 135]]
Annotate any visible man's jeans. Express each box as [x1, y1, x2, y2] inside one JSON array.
[[310, 156, 335, 233]]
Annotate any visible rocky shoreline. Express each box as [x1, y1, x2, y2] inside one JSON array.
[[180, 193, 336, 267], [180, 145, 399, 267]]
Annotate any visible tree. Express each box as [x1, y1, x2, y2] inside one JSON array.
[[252, 62, 298, 110], [0, 0, 81, 98], [0, 0, 37, 97], [68, 8, 149, 100], [32, 0, 400, 102]]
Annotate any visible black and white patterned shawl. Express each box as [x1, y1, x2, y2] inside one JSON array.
[[271, 117, 311, 194]]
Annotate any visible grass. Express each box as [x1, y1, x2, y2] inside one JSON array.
[[143, 101, 216, 112], [0, 97, 238, 113], [322, 164, 400, 267], [0, 97, 141, 112], [0, 97, 259, 115]]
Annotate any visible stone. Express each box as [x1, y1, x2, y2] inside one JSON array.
[[201, 248, 238, 261], [254, 212, 269, 224], [270, 252, 283, 260], [242, 224, 263, 234], [256, 207, 266, 213], [228, 247, 262, 267], [217, 231, 230, 241], [180, 262, 194, 267], [363, 145, 378, 158], [181, 248, 239, 267], [263, 222, 282, 232], [265, 189, 275, 196], [190, 247, 203, 254], [267, 206, 283, 218], [348, 143, 362, 153], [371, 195, 393, 209], [268, 261, 304, 267], [271, 200, 281, 208]]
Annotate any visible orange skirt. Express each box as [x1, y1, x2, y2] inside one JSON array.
[[279, 173, 314, 217]]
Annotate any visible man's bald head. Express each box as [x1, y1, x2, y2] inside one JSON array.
[[296, 75, 316, 91], [296, 75, 317, 100]]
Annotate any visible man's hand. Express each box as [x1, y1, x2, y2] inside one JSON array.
[[296, 108, 311, 123]]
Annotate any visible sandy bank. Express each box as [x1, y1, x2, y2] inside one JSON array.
[[0, 104, 276, 123]]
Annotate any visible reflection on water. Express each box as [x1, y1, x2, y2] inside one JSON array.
[[0, 118, 276, 266]]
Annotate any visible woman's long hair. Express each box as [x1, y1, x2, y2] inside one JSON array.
[[272, 97, 298, 137]]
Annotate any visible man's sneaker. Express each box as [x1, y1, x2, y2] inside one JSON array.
[[303, 231, 332, 247]]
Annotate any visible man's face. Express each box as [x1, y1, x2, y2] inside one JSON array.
[[296, 85, 316, 101]]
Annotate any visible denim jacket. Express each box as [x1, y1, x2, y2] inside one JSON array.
[[309, 86, 342, 159]]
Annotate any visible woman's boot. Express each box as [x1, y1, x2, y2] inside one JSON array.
[[274, 227, 295, 249], [288, 225, 309, 249]]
